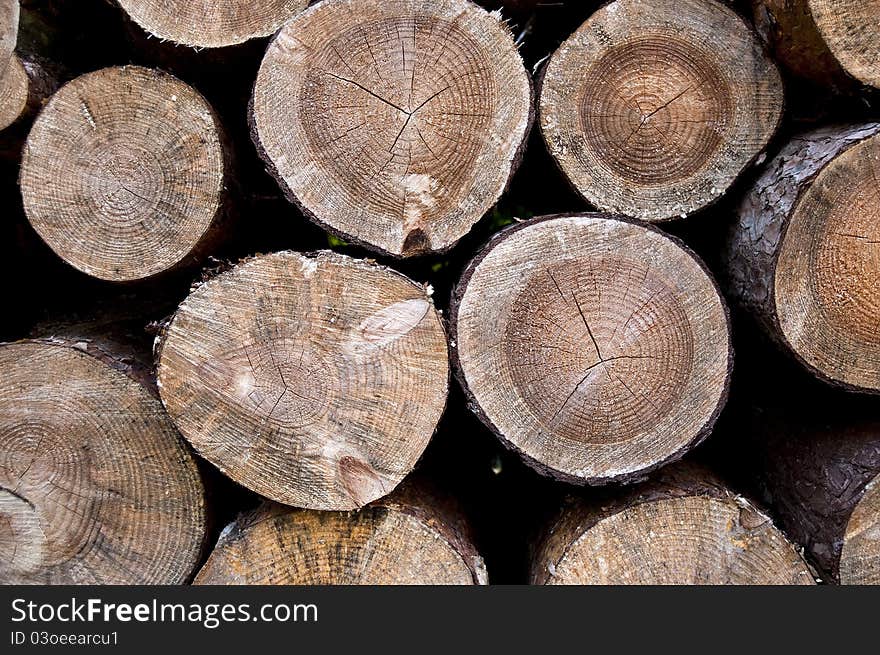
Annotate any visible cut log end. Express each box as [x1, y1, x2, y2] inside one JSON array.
[[0, 340, 206, 585], [452, 214, 731, 485], [540, 0, 782, 221], [534, 492, 814, 585], [157, 251, 449, 511], [774, 133, 880, 391], [195, 494, 487, 585], [840, 474, 880, 585], [808, 0, 880, 89], [251, 0, 533, 257], [0, 0, 17, 75], [19, 66, 226, 282], [0, 54, 27, 131], [750, 0, 844, 88], [117, 0, 309, 49]]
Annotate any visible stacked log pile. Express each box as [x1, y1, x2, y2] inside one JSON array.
[[1, 0, 878, 585]]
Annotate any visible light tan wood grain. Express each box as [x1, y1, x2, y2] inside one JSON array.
[[157, 251, 449, 510], [453, 214, 730, 484], [195, 484, 487, 585], [0, 340, 206, 584], [117, 0, 308, 49], [19, 66, 227, 281], [540, 0, 782, 221], [251, 0, 532, 257]]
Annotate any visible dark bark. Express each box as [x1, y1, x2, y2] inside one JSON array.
[[747, 405, 880, 582], [722, 122, 880, 392]]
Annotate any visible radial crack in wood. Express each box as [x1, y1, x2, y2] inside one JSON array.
[[194, 482, 487, 585], [19, 66, 228, 282], [532, 465, 815, 585], [451, 214, 731, 485], [250, 0, 533, 257], [0, 340, 207, 584], [539, 0, 783, 222], [116, 0, 309, 49], [156, 251, 449, 511]]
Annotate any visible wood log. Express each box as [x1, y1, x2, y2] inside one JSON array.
[[531, 464, 816, 584], [0, 338, 207, 584], [748, 406, 880, 584], [0, 53, 54, 134], [194, 480, 488, 585], [751, 1, 880, 89], [250, 0, 533, 258], [0, 1, 60, 162], [723, 123, 880, 393], [0, 0, 17, 78], [3, 2, 120, 155], [539, 0, 783, 222], [156, 250, 449, 511], [19, 65, 231, 282], [0, 53, 26, 131], [450, 214, 731, 485], [115, 0, 308, 49]]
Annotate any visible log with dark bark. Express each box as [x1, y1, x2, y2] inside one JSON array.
[[450, 214, 732, 486], [18, 65, 231, 282], [3, 0, 133, 152], [531, 464, 816, 584], [250, 0, 533, 257], [723, 123, 880, 393], [748, 406, 880, 584], [0, 53, 54, 134], [751, 1, 880, 90], [0, 1, 58, 159], [539, 0, 783, 222], [156, 250, 449, 511], [0, 338, 207, 584], [115, 0, 308, 49], [194, 480, 488, 585], [0, 53, 26, 131]]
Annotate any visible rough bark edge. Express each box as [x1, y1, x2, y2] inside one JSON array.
[[0, 54, 59, 164], [26, 334, 157, 397], [535, 0, 785, 223], [448, 212, 734, 487], [751, 409, 880, 582], [0, 54, 55, 132], [380, 476, 488, 584], [0, 336, 211, 584], [247, 8, 536, 259], [201, 478, 488, 585], [723, 122, 880, 395], [17, 65, 237, 284], [530, 462, 816, 584], [154, 249, 452, 510]]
